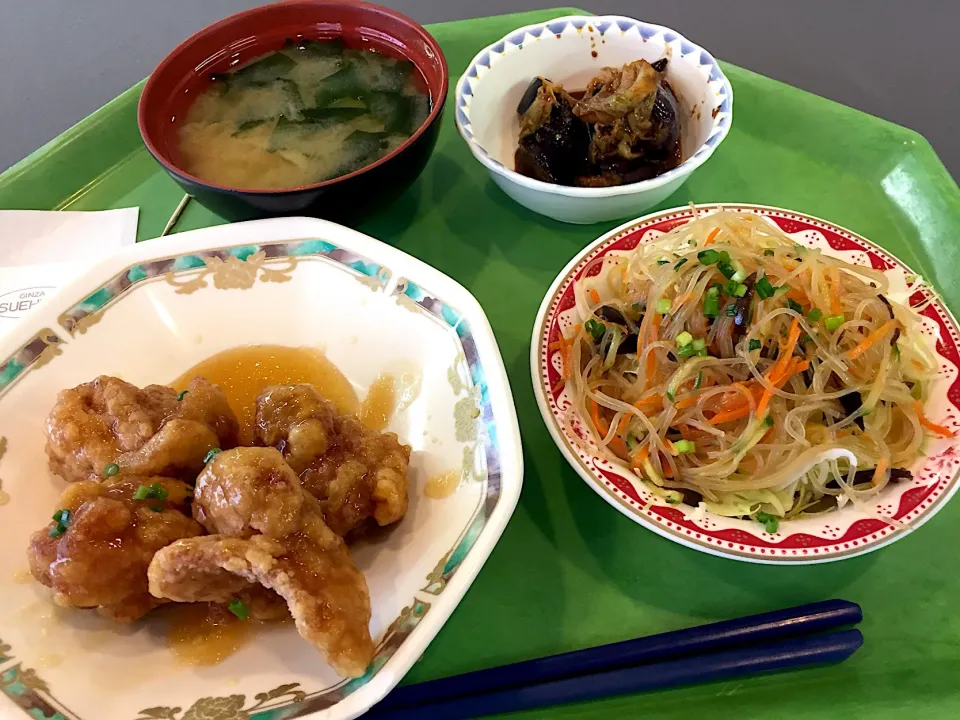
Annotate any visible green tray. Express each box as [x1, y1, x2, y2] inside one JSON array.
[[3, 7, 960, 719]]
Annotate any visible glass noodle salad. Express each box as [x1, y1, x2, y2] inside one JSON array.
[[556, 209, 954, 531]]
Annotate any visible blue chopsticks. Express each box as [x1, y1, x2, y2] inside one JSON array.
[[367, 599, 862, 719]]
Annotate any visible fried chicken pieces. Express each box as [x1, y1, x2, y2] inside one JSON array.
[[28, 374, 408, 679], [149, 448, 375, 677], [44, 375, 239, 483], [27, 477, 203, 621], [256, 384, 410, 537]]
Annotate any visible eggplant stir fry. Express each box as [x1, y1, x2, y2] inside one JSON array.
[[515, 59, 682, 187]]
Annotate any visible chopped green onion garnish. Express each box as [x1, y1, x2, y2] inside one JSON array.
[[800, 334, 813, 345], [177, 390, 188, 401], [755, 275, 776, 299], [786, 298, 803, 313], [725, 303, 738, 317], [755, 511, 780, 534], [674, 258, 688, 271], [228, 599, 250, 620], [691, 338, 707, 352], [103, 463, 120, 478], [696, 348, 709, 357], [656, 298, 672, 314], [694, 370, 704, 389], [657, 259, 670, 266], [893, 343, 901, 360], [134, 483, 167, 501], [625, 434, 640, 451], [203, 448, 222, 464], [676, 331, 693, 347], [677, 344, 696, 358], [733, 283, 748, 298], [49, 508, 71, 537], [584, 318, 605, 342], [825, 314, 845, 331], [697, 249, 721, 265], [749, 339, 762, 352], [718, 251, 731, 263], [764, 416, 775, 428], [148, 504, 164, 512], [718, 261, 736, 279], [807, 308, 823, 322], [665, 495, 682, 504], [673, 439, 696, 453], [703, 287, 720, 318], [731, 261, 747, 282], [764, 249, 776, 256]]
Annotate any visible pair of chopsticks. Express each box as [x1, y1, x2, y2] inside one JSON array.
[[367, 599, 863, 719]]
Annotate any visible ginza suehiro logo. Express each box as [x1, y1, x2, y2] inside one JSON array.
[[0, 286, 55, 319]]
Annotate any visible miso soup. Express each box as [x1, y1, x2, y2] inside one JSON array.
[[177, 39, 431, 190]]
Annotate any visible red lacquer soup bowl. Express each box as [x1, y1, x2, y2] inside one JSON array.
[[138, 0, 448, 222]]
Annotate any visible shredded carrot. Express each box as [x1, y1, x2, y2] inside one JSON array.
[[785, 287, 809, 305], [590, 399, 609, 436], [770, 318, 802, 383], [615, 411, 633, 438], [914, 401, 956, 438], [829, 267, 842, 315], [631, 445, 650, 468], [675, 393, 704, 410], [633, 395, 663, 411], [872, 458, 889, 487], [705, 228, 720, 245], [845, 319, 900, 361], [708, 404, 753, 426], [756, 356, 809, 418], [662, 462, 674, 479], [610, 438, 629, 458], [589, 288, 600, 304]]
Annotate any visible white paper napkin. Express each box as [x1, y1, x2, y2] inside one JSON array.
[[0, 208, 139, 340]]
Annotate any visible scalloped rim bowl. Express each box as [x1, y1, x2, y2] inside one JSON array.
[[531, 204, 960, 564], [455, 15, 733, 224]]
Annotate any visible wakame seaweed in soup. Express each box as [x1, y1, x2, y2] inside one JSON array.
[[178, 39, 431, 190]]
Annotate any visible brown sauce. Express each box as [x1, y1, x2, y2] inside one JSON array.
[[167, 603, 254, 667], [359, 373, 396, 431], [172, 345, 359, 444]]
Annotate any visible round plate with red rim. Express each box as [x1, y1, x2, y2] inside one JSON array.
[[531, 203, 960, 564]]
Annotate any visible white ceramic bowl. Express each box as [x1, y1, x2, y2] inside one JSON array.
[[0, 218, 523, 720], [532, 204, 960, 564], [455, 15, 733, 225]]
